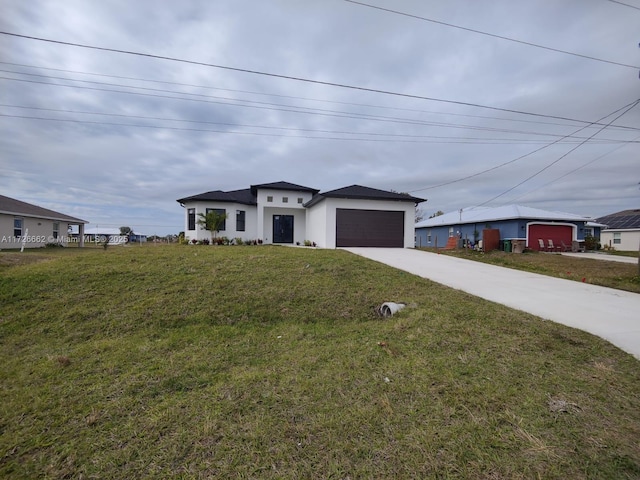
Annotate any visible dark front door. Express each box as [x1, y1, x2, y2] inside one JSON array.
[[273, 215, 294, 243]]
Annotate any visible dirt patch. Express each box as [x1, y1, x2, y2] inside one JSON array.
[[0, 253, 53, 269]]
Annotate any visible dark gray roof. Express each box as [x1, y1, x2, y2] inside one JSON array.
[[305, 185, 426, 208], [250, 181, 320, 195], [596, 209, 640, 230], [0, 194, 87, 223], [177, 188, 256, 205]]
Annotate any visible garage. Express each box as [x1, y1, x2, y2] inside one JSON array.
[[336, 208, 405, 247], [528, 224, 574, 251]]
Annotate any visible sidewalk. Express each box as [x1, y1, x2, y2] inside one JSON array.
[[561, 252, 639, 264], [345, 248, 640, 359]]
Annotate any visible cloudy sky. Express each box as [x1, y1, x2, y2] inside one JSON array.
[[1, 0, 639, 235]]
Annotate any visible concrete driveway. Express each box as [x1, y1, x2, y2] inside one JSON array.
[[345, 248, 640, 359]]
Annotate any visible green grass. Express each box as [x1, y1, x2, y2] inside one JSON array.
[[423, 248, 640, 294], [1, 245, 639, 479]]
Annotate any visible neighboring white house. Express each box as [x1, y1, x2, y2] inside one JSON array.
[[177, 181, 426, 248], [0, 194, 88, 248], [597, 209, 640, 251]]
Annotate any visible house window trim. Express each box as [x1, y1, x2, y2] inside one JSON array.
[[236, 210, 246, 232], [14, 217, 23, 237], [53, 222, 60, 239], [187, 208, 196, 231], [206, 208, 227, 231], [613, 232, 621, 244]]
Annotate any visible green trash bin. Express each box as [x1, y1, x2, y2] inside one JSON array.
[[504, 240, 512, 252]]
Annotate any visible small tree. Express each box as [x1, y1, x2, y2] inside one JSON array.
[[119, 226, 132, 236], [196, 211, 228, 243]]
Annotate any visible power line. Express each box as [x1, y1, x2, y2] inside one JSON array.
[[8, 60, 631, 132], [605, 0, 640, 11], [476, 98, 640, 206], [508, 133, 640, 203], [2, 31, 634, 124], [4, 73, 639, 141], [9, 112, 627, 145], [409, 98, 640, 193], [343, 0, 640, 70]]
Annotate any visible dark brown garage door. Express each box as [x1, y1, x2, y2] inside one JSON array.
[[336, 209, 404, 247]]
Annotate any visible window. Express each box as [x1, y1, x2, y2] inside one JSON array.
[[206, 208, 226, 231], [282, 196, 288, 203], [583, 227, 593, 238], [53, 222, 59, 239], [236, 210, 245, 232], [427, 230, 432, 243], [448, 226, 454, 238], [187, 208, 195, 230], [297, 197, 304, 204], [14, 217, 23, 237], [613, 232, 621, 244], [267, 196, 273, 202]]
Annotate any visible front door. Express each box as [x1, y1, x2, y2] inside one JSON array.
[[273, 215, 294, 243]]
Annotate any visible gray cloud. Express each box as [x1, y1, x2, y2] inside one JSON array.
[[1, 0, 638, 234]]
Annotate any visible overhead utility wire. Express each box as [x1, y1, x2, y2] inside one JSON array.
[[5, 61, 636, 132], [605, 0, 640, 11], [508, 133, 640, 203], [1, 31, 632, 125], [343, 0, 640, 70], [6, 112, 613, 145], [476, 98, 640, 206], [9, 74, 627, 139], [408, 98, 640, 193], [2, 103, 632, 145], [3, 104, 630, 145]]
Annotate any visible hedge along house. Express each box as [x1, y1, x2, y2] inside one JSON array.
[[596, 209, 640, 251], [0, 194, 88, 249], [415, 205, 600, 252], [177, 181, 426, 248]]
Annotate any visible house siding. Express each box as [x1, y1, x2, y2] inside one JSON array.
[[308, 198, 416, 249], [600, 229, 640, 251], [255, 188, 313, 245], [184, 202, 258, 242], [0, 213, 71, 248], [416, 218, 591, 249]]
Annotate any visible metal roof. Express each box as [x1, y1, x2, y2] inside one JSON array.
[[415, 205, 591, 228], [0, 194, 88, 223]]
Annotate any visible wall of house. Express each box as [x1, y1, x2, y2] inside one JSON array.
[[255, 189, 313, 244], [308, 198, 417, 249], [0, 214, 71, 248], [416, 219, 587, 249], [600, 229, 640, 251], [261, 206, 307, 245], [306, 201, 329, 247], [183, 202, 257, 243]]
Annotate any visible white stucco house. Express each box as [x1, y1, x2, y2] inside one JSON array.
[[177, 181, 426, 248], [0, 194, 88, 248], [597, 209, 640, 251]]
